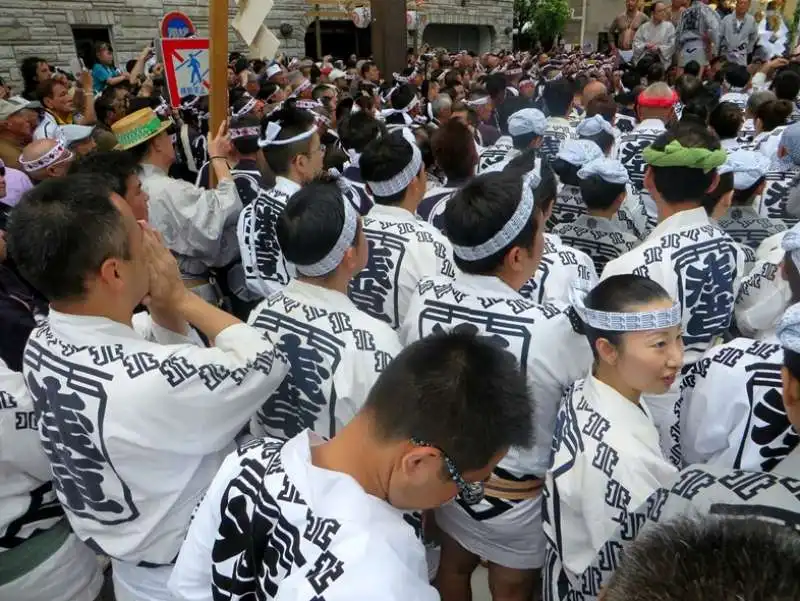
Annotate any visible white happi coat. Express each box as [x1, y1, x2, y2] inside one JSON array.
[[140, 164, 242, 282], [735, 232, 789, 339], [543, 377, 677, 596], [756, 158, 800, 228], [680, 336, 798, 471], [616, 118, 667, 230], [552, 446, 800, 601], [247, 280, 402, 440], [719, 90, 749, 112], [238, 176, 302, 299], [168, 432, 437, 601], [0, 359, 103, 601], [401, 273, 592, 569], [521, 234, 598, 305], [548, 183, 649, 240], [21, 310, 289, 596], [718, 205, 787, 250], [551, 214, 641, 275], [477, 135, 517, 174], [348, 204, 456, 330], [719, 13, 758, 65], [541, 118, 578, 163]]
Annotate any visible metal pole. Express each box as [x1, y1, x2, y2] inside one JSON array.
[[315, 4, 323, 58], [209, 0, 229, 188]]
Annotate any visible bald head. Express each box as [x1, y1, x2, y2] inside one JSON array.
[[583, 80, 608, 105], [21, 138, 73, 180], [642, 82, 674, 100], [638, 82, 676, 122]]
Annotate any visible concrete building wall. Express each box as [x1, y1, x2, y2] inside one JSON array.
[[0, 0, 513, 90]]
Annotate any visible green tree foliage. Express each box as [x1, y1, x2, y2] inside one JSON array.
[[532, 0, 570, 45]]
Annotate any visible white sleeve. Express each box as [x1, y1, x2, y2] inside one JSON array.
[[168, 451, 242, 601], [131, 312, 205, 347], [680, 350, 749, 466], [0, 361, 51, 481], [121, 324, 289, 455], [735, 260, 789, 338]]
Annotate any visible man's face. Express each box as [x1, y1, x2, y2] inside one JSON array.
[[110, 194, 150, 306], [125, 173, 149, 222], [626, 0, 638, 11], [46, 83, 74, 115], [296, 131, 325, 183], [653, 2, 667, 22], [2, 111, 35, 142], [367, 66, 380, 82], [736, 0, 750, 13]]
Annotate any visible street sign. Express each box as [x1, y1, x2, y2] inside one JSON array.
[[160, 11, 197, 39], [162, 38, 211, 105]]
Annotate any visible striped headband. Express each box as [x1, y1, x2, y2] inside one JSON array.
[[19, 141, 74, 173]]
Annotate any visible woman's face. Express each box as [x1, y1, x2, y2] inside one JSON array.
[[36, 61, 52, 83], [602, 299, 684, 395]]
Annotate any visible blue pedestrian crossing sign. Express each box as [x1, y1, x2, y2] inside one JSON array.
[[162, 38, 211, 105]]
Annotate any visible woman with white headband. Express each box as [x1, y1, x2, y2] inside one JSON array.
[[681, 222, 800, 472], [543, 274, 681, 600], [403, 166, 593, 601]]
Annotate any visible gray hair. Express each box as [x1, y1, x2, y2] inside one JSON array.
[[605, 516, 800, 601], [748, 90, 778, 116], [432, 94, 452, 119]]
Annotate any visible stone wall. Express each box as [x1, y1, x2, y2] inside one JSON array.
[[0, 0, 513, 90]]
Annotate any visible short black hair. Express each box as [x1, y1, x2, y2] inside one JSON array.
[[276, 175, 359, 275], [647, 62, 665, 85], [551, 157, 582, 186], [586, 93, 617, 123], [432, 120, 476, 181], [605, 517, 800, 601], [229, 113, 261, 155], [725, 63, 751, 89], [709, 101, 743, 139], [772, 69, 800, 102], [6, 175, 131, 301], [256, 81, 281, 102], [360, 61, 376, 77], [543, 79, 574, 117], [683, 60, 701, 77], [702, 171, 734, 215], [732, 178, 765, 205], [649, 122, 721, 204], [485, 73, 507, 98], [364, 329, 533, 474], [579, 175, 626, 211], [574, 274, 672, 358], [338, 112, 385, 153], [756, 99, 793, 131], [444, 170, 542, 274], [676, 74, 702, 103], [506, 155, 559, 216], [69, 150, 142, 199], [262, 104, 316, 176], [360, 130, 421, 206], [390, 84, 416, 111]]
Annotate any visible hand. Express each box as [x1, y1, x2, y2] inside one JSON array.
[[140, 44, 154, 60], [79, 69, 93, 90], [765, 57, 789, 72], [208, 119, 233, 159], [140, 223, 186, 310]]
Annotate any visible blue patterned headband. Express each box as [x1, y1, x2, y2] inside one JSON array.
[[782, 223, 800, 267], [569, 284, 682, 332], [295, 178, 359, 277], [452, 165, 542, 262], [778, 301, 800, 354], [365, 128, 422, 197]]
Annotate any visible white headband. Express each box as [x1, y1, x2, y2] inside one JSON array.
[[452, 166, 542, 262], [569, 285, 682, 332], [266, 64, 282, 79], [296, 177, 359, 277], [466, 96, 491, 107], [782, 224, 800, 268], [231, 96, 258, 118], [380, 95, 420, 122], [19, 141, 74, 173], [258, 121, 316, 147], [290, 79, 312, 98], [230, 126, 261, 140], [577, 158, 630, 185], [295, 99, 323, 111], [365, 128, 423, 197]]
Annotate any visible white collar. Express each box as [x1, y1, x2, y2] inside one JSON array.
[[47, 309, 144, 343], [274, 175, 302, 195], [635, 118, 667, 132], [584, 376, 661, 447], [281, 430, 409, 525], [648, 206, 709, 241], [369, 203, 417, 222], [455, 273, 519, 298], [281, 279, 358, 314]]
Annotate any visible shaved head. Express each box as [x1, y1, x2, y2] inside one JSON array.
[[641, 82, 674, 100], [21, 138, 74, 180], [583, 81, 608, 105]]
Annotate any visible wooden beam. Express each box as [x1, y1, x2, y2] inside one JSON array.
[[306, 10, 350, 19], [209, 0, 228, 188], [371, 0, 407, 79]]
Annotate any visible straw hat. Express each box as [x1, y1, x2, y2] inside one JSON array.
[[112, 108, 172, 150]]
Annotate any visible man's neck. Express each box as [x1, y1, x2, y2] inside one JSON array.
[[658, 199, 702, 222], [237, 153, 259, 164], [736, 10, 746, 18], [626, 8, 638, 17], [284, 169, 305, 187], [588, 207, 617, 220], [51, 297, 134, 328], [143, 152, 172, 173], [296, 274, 349, 295]]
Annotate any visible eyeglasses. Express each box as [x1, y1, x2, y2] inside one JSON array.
[[411, 437, 485, 504]]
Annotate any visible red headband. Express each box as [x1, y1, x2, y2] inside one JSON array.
[[637, 89, 678, 109]]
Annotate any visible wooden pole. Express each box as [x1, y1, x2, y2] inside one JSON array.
[[371, 0, 406, 78], [209, 0, 229, 188], [315, 4, 323, 58]]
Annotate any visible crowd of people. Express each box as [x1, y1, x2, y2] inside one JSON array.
[[2, 1, 800, 600]]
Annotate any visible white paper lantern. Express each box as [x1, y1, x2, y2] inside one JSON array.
[[351, 6, 371, 28]]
